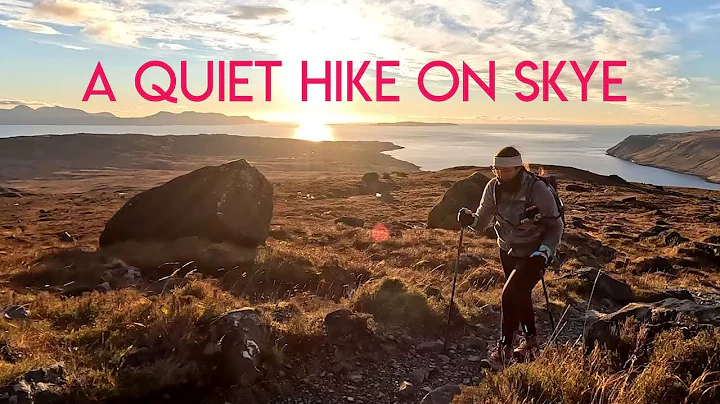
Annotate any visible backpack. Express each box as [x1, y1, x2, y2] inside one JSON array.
[[492, 169, 566, 227], [528, 171, 566, 227]]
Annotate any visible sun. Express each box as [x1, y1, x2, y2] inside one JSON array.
[[293, 119, 334, 142]]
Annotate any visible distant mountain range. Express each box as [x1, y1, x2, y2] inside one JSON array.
[[0, 106, 266, 125]]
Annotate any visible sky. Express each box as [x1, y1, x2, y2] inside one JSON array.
[[0, 0, 719, 125]]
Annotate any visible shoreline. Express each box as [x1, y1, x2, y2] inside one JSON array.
[[606, 152, 720, 186]]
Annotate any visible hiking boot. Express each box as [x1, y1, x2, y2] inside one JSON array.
[[513, 334, 539, 362], [480, 343, 513, 371]]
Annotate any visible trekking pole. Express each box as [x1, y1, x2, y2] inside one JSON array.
[[444, 226, 464, 350], [541, 275, 556, 335]]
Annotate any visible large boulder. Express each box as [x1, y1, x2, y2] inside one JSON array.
[[201, 308, 270, 386], [585, 298, 720, 352], [99, 159, 273, 248], [428, 171, 490, 230]]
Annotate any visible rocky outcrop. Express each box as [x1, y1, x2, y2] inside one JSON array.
[[585, 298, 720, 351], [202, 308, 270, 387], [560, 268, 634, 303], [99, 159, 273, 248], [0, 364, 65, 404], [427, 172, 490, 230]]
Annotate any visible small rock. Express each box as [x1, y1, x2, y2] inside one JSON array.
[[2, 306, 29, 320], [468, 355, 481, 362], [346, 397, 354, 402], [437, 354, 451, 363], [56, 231, 74, 242], [335, 217, 365, 227], [398, 381, 415, 398], [420, 384, 461, 404], [348, 374, 363, 383], [422, 387, 433, 393], [417, 340, 444, 353], [463, 378, 471, 385], [410, 368, 430, 384]]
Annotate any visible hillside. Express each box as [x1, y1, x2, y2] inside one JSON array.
[[607, 130, 720, 183], [0, 135, 719, 403], [0, 106, 265, 125], [0, 133, 419, 186]]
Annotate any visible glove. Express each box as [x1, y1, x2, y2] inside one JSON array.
[[529, 245, 552, 265], [457, 207, 475, 227]]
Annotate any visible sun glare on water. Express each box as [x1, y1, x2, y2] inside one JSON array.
[[293, 120, 334, 142]]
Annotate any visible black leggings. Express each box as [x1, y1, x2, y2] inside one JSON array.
[[499, 248, 544, 347]]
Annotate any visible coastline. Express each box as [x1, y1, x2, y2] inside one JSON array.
[[606, 152, 720, 186]]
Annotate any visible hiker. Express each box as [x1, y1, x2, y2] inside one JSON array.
[[457, 146, 564, 370]]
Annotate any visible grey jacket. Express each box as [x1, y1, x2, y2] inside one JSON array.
[[472, 171, 564, 258]]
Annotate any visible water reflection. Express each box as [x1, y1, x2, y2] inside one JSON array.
[[293, 121, 334, 142]]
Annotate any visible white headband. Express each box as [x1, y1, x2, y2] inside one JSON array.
[[493, 155, 523, 167]]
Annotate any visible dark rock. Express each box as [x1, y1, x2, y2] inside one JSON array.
[[324, 309, 371, 339], [703, 235, 720, 244], [585, 298, 720, 351], [562, 268, 634, 303], [420, 384, 462, 404], [424, 286, 442, 300], [460, 336, 487, 351], [630, 256, 674, 274], [566, 184, 590, 192], [362, 172, 380, 184], [427, 171, 491, 230], [99, 160, 273, 248], [382, 173, 392, 180], [202, 308, 270, 386], [2, 305, 29, 320], [681, 242, 720, 262], [56, 232, 74, 243], [621, 196, 636, 203], [604, 225, 625, 233], [642, 289, 694, 303], [335, 217, 365, 227], [119, 347, 156, 369], [410, 368, 431, 384], [660, 230, 689, 247], [638, 225, 669, 239], [416, 340, 444, 353], [0, 364, 65, 404], [572, 218, 590, 230], [656, 220, 669, 226]]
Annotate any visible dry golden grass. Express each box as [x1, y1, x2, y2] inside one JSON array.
[[455, 327, 720, 404], [0, 163, 718, 402]]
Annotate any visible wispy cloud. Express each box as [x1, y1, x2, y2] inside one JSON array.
[[646, 7, 662, 13], [229, 5, 288, 20], [0, 19, 60, 35], [0, 99, 54, 107], [30, 38, 88, 50], [158, 42, 189, 51]]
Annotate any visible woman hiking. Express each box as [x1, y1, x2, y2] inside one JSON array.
[[457, 146, 564, 371]]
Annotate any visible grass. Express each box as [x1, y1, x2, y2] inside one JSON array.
[[455, 327, 720, 404], [0, 165, 718, 402]]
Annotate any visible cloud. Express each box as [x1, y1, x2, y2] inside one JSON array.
[[31, 38, 88, 50], [0, 19, 60, 34], [0, 99, 53, 107], [229, 5, 288, 20], [29, 0, 100, 23], [82, 22, 139, 47], [646, 7, 661, 13], [158, 42, 189, 50]]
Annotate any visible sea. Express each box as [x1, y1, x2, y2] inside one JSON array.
[[1, 123, 719, 191]]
